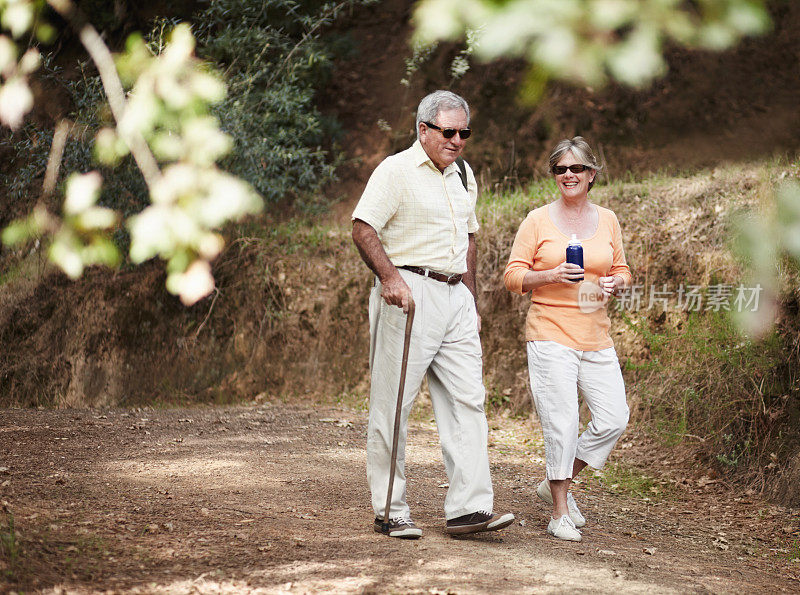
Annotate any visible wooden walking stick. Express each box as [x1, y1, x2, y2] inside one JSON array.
[[382, 297, 415, 531]]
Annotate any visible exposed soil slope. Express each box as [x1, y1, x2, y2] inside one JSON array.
[[1, 403, 799, 593], [320, 0, 800, 211], [2, 0, 799, 410]]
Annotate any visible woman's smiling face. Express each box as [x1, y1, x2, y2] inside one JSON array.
[[555, 151, 596, 199]]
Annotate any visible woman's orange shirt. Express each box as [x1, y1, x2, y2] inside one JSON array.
[[503, 204, 632, 351]]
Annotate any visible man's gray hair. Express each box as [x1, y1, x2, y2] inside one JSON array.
[[416, 90, 470, 138], [548, 136, 603, 190]]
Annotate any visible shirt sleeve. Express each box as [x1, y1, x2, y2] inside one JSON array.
[[608, 211, 632, 285], [351, 158, 400, 233], [465, 160, 479, 234], [504, 212, 538, 295]]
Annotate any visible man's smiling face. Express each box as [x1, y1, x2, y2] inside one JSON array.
[[419, 108, 469, 172]]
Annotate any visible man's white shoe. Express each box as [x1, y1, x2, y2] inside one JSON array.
[[547, 514, 582, 542], [536, 479, 586, 528]]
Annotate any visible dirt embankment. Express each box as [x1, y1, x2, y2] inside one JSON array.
[[2, 0, 799, 410], [321, 0, 800, 208], [0, 228, 371, 408]]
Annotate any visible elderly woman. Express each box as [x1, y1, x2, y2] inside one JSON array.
[[503, 137, 632, 542]]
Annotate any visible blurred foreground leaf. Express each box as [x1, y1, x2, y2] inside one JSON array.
[[0, 9, 262, 305], [413, 0, 770, 91]]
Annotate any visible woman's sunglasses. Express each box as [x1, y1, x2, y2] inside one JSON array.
[[424, 121, 472, 140], [552, 164, 591, 175]]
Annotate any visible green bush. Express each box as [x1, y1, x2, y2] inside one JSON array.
[[194, 0, 374, 208]]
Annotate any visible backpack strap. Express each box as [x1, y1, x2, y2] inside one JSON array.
[[455, 156, 468, 192]]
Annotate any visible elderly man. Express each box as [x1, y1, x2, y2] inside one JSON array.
[[351, 90, 514, 539]]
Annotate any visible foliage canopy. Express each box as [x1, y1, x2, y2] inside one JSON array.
[[0, 0, 370, 303]]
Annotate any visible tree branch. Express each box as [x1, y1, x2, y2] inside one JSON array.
[[42, 119, 70, 198], [46, 0, 162, 188]]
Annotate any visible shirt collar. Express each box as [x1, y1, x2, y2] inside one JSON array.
[[411, 139, 459, 176]]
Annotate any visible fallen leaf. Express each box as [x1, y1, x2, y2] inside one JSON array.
[[697, 476, 719, 488], [713, 537, 730, 551], [319, 418, 353, 428]]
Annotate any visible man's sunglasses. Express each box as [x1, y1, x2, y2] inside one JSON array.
[[552, 164, 591, 175], [424, 121, 472, 140]]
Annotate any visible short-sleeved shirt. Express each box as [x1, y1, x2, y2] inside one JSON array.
[[351, 140, 479, 275], [503, 204, 632, 351]]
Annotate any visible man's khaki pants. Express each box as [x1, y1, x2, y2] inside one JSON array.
[[367, 269, 494, 521]]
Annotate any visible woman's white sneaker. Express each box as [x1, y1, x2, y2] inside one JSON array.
[[547, 514, 582, 542], [536, 479, 586, 528], [566, 492, 586, 527]]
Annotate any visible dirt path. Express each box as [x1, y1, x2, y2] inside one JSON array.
[[1, 403, 798, 593]]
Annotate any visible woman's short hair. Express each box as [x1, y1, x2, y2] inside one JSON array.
[[548, 136, 602, 190], [416, 91, 470, 138]]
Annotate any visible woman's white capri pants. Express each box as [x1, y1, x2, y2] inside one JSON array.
[[527, 340, 629, 480]]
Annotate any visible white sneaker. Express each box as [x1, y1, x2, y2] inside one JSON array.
[[565, 493, 586, 527], [536, 479, 586, 528], [547, 514, 582, 542]]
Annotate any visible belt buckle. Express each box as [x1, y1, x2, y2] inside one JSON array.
[[446, 273, 459, 285]]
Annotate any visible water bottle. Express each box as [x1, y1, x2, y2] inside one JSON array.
[[566, 234, 584, 282]]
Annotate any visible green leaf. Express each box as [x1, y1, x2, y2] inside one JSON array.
[[0, 35, 17, 75], [165, 259, 214, 305], [83, 236, 121, 268], [64, 172, 102, 216], [1, 2, 34, 39], [1, 215, 39, 246], [75, 207, 118, 231], [608, 26, 665, 87], [93, 127, 129, 165], [0, 76, 33, 129], [725, 0, 770, 35], [48, 233, 84, 279]]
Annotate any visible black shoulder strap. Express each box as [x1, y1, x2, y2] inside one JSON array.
[[455, 156, 468, 192]]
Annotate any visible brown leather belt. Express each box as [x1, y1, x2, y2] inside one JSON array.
[[400, 266, 463, 285]]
